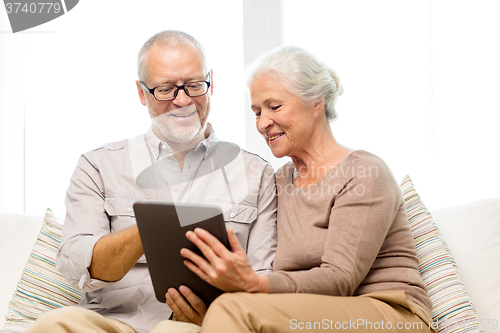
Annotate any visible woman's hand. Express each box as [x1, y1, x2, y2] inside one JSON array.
[[165, 286, 207, 326], [181, 228, 269, 293]]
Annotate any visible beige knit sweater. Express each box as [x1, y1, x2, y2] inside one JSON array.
[[267, 150, 432, 314]]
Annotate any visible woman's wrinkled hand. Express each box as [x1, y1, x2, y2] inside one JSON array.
[[181, 228, 269, 293]]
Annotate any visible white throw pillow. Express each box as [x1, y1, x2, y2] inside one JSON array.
[[432, 199, 500, 333]]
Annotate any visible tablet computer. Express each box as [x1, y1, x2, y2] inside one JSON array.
[[133, 201, 229, 305]]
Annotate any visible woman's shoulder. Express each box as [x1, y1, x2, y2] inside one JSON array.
[[275, 161, 295, 184], [340, 150, 400, 194], [332, 150, 397, 185], [339, 150, 393, 174], [344, 149, 386, 165]]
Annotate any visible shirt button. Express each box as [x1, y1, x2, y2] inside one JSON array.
[[126, 206, 132, 213], [161, 143, 167, 150], [173, 167, 179, 172], [230, 213, 235, 218]]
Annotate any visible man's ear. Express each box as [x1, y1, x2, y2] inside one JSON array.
[[136, 80, 147, 106], [209, 69, 214, 95]]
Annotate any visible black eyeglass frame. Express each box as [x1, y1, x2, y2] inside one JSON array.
[[140, 72, 211, 101]]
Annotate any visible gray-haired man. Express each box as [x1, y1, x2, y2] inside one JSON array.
[[25, 30, 277, 333]]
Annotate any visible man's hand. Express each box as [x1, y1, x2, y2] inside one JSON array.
[[165, 286, 207, 325]]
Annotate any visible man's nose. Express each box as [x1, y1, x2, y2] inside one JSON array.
[[173, 88, 191, 106]]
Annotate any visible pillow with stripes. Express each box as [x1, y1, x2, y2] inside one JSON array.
[[1, 209, 83, 332], [401, 175, 482, 333]]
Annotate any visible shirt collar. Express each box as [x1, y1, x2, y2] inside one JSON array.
[[146, 123, 219, 161]]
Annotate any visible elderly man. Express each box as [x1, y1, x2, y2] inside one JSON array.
[[25, 30, 277, 333]]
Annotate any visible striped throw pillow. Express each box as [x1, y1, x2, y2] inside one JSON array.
[[401, 175, 482, 333], [1, 209, 83, 332]]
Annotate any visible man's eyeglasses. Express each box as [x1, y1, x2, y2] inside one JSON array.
[[140, 73, 211, 101]]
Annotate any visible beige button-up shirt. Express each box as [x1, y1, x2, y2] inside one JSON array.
[[56, 126, 277, 333]]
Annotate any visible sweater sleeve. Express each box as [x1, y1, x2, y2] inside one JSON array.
[[268, 155, 403, 295]]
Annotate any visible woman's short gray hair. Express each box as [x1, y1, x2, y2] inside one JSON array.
[[137, 30, 208, 82], [246, 46, 343, 122]]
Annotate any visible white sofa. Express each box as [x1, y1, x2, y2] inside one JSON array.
[[1, 196, 499, 332], [0, 213, 43, 329]]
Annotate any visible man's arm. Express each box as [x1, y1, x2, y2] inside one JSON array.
[[89, 225, 143, 281], [56, 153, 142, 290]]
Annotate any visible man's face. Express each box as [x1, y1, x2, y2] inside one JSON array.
[[136, 42, 211, 144]]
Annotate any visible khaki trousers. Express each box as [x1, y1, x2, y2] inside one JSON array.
[[198, 290, 435, 333], [25, 291, 435, 333], [24, 306, 200, 333]]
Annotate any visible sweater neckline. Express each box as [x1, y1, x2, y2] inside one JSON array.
[[287, 149, 362, 189]]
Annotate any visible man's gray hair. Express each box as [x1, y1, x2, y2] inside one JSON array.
[[246, 46, 343, 122], [137, 30, 208, 82]]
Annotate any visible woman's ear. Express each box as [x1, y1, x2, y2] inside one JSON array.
[[312, 97, 325, 119]]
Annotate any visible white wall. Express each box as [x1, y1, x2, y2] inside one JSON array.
[[0, 13, 25, 213], [1, 0, 245, 217], [1, 0, 499, 217], [278, 0, 500, 210]]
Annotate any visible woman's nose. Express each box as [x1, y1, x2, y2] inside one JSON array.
[[257, 112, 273, 132]]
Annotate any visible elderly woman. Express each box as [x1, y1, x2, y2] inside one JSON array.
[[164, 46, 434, 333]]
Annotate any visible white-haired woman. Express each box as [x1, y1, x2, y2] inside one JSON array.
[[166, 46, 434, 333]]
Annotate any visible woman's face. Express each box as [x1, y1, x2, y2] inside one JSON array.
[[250, 73, 319, 158]]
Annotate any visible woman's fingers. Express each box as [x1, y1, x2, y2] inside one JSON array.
[[185, 229, 221, 263], [226, 228, 245, 254], [183, 257, 212, 283], [181, 227, 259, 292]]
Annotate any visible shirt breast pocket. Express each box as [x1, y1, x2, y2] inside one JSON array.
[[104, 195, 147, 263], [217, 203, 257, 252]]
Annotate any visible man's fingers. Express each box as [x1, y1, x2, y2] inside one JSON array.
[[165, 289, 188, 322], [179, 285, 207, 316], [165, 288, 203, 325]]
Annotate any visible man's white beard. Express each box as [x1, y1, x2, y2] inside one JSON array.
[[151, 105, 206, 144]]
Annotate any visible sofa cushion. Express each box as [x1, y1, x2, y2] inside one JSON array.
[[1, 209, 83, 332], [401, 175, 482, 333], [432, 199, 500, 333]]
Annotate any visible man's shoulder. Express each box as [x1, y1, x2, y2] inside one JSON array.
[[84, 133, 144, 156], [80, 133, 146, 169], [213, 140, 274, 173]]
